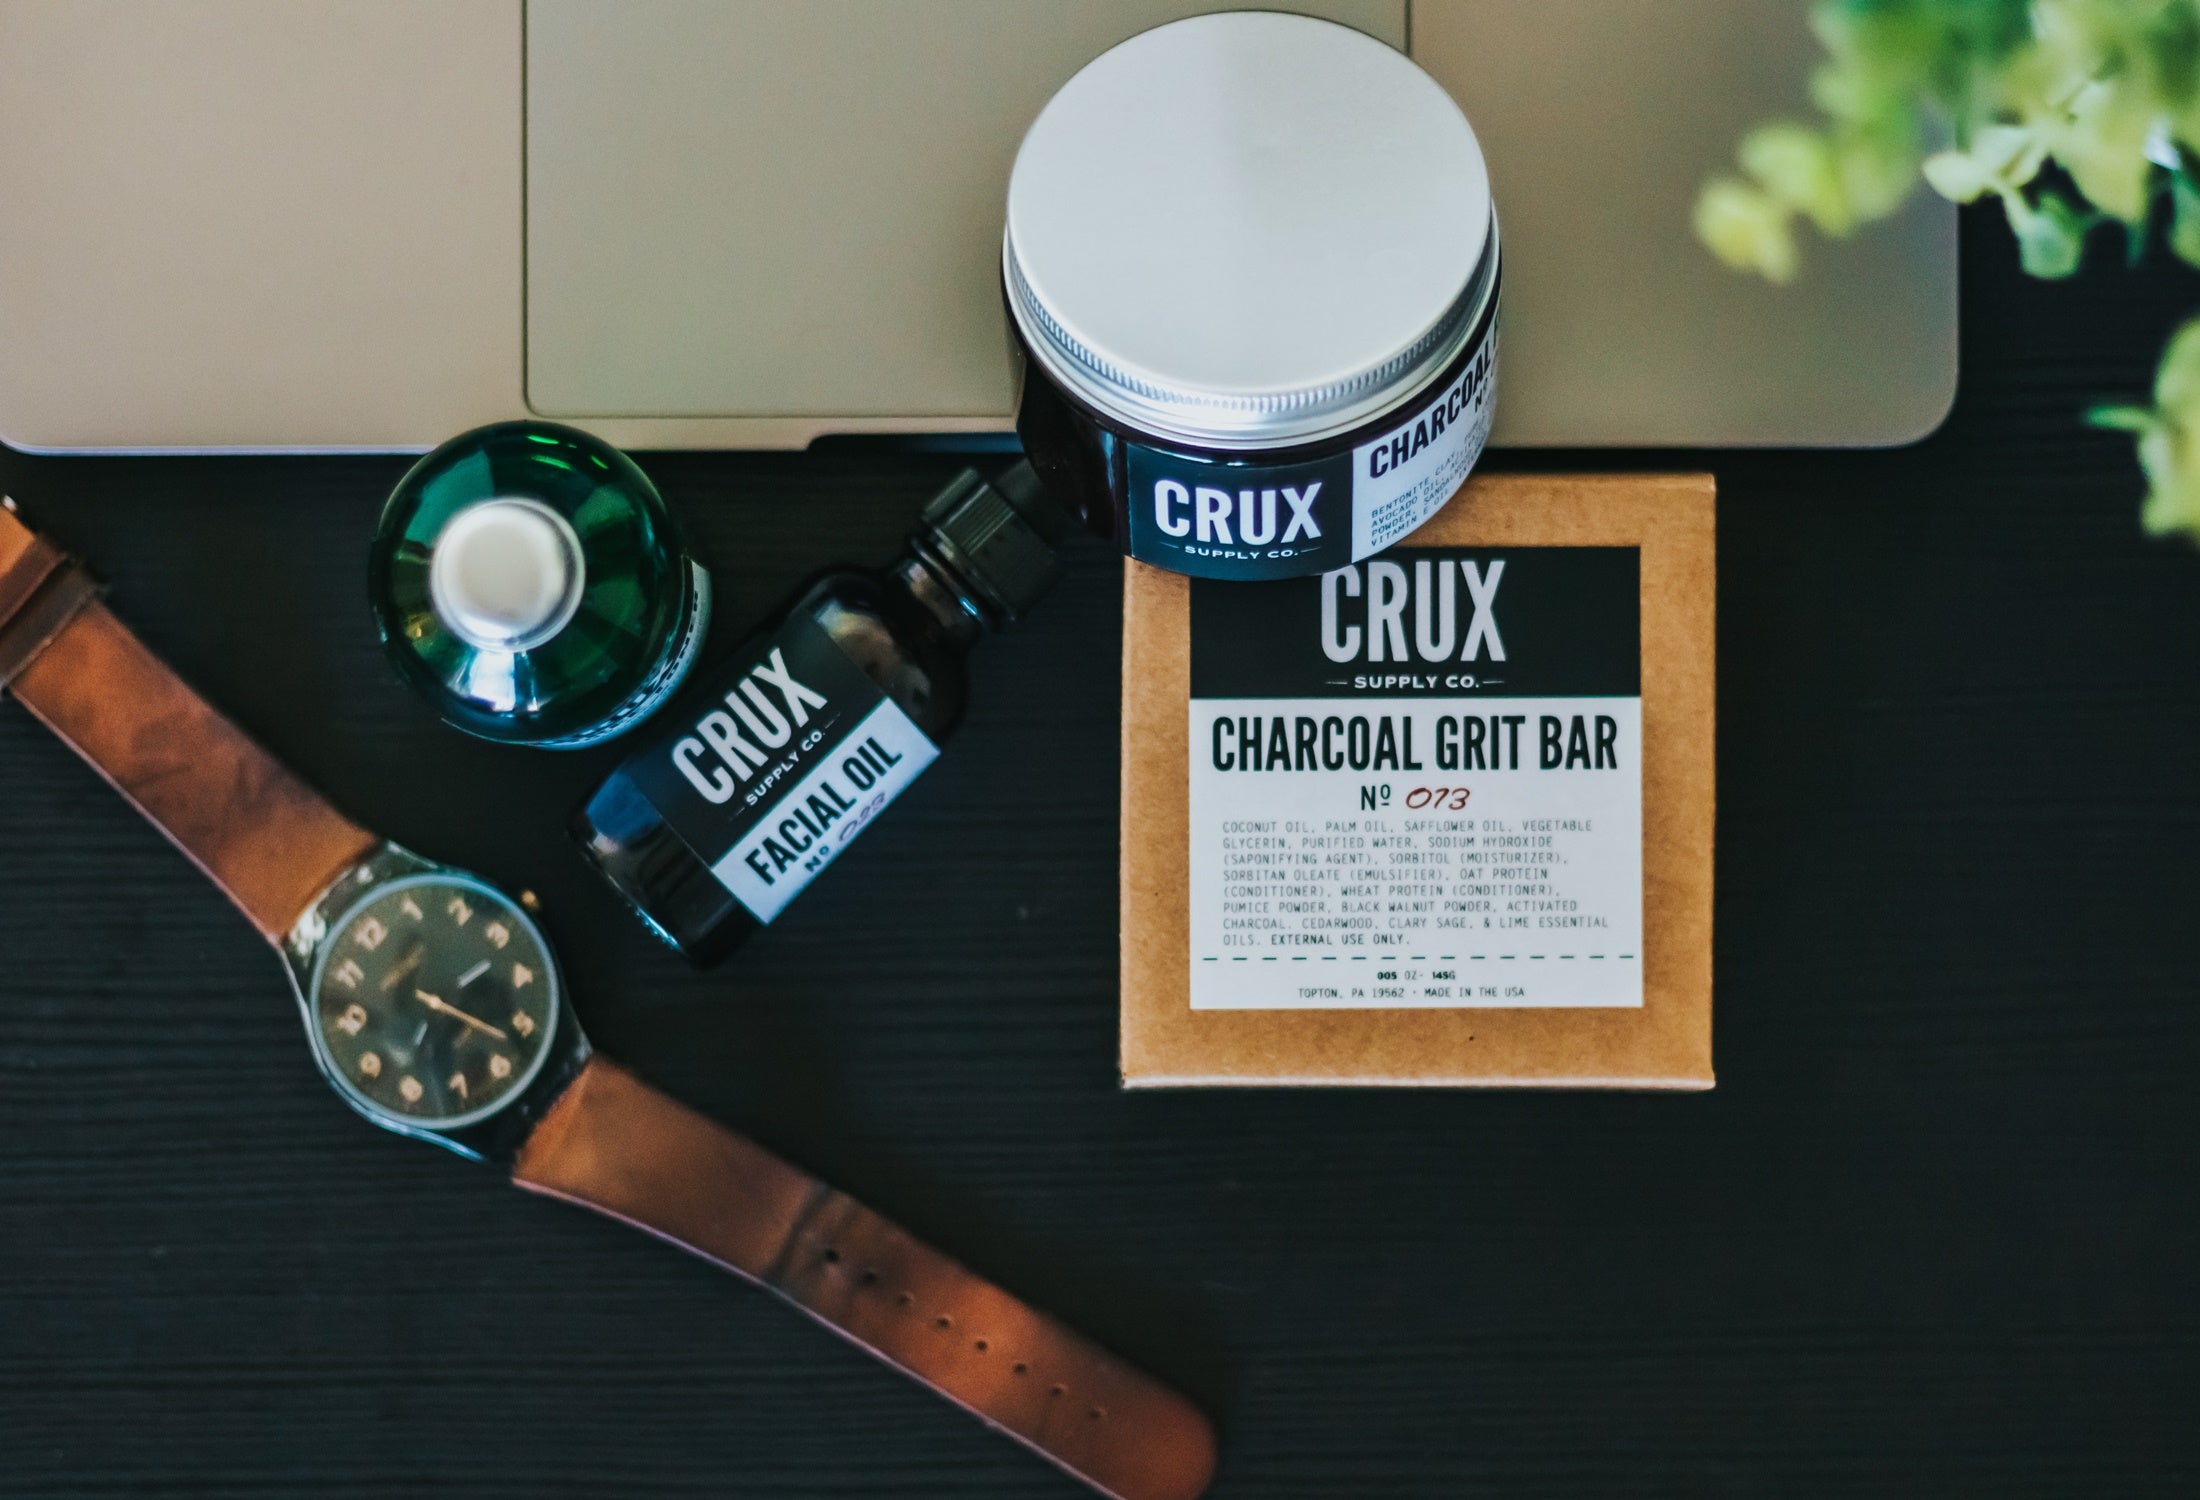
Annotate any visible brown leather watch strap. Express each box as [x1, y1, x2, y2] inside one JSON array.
[[513, 1056, 1218, 1500], [0, 503, 380, 943]]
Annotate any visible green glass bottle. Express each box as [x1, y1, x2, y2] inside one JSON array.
[[370, 421, 711, 747]]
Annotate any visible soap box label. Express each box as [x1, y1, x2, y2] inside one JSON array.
[[1186, 544, 1641, 1009], [1123, 332, 1497, 581], [618, 616, 939, 924]]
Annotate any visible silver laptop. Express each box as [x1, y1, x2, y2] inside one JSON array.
[[0, 0, 1955, 455]]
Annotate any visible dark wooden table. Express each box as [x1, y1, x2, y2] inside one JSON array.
[[3, 208, 2197, 1496]]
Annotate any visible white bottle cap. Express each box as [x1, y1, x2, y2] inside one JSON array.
[[428, 497, 586, 652]]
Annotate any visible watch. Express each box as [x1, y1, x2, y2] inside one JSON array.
[[0, 500, 1216, 1500]]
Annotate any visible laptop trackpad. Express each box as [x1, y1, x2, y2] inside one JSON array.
[[524, 0, 1405, 422]]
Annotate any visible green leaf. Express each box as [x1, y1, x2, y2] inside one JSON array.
[[1742, 123, 1854, 232], [2086, 403, 2158, 432], [1836, 123, 1926, 216], [2135, 420, 2200, 539], [2093, 316, 2200, 545], [2003, 188, 2093, 277], [2052, 78, 2158, 222], [2151, 312, 2200, 410], [1694, 178, 1802, 282], [1922, 123, 2046, 200], [1922, 148, 1995, 199], [2170, 163, 2200, 266]]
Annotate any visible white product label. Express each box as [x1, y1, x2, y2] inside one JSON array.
[[1351, 330, 1499, 561], [1185, 543, 1642, 1010], [619, 613, 943, 927], [710, 694, 939, 923], [1120, 324, 1497, 582], [1188, 698, 1641, 1008]]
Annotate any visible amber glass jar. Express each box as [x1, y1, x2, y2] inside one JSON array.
[[1003, 12, 1500, 582]]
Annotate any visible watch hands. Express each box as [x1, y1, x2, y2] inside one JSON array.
[[411, 989, 508, 1041], [380, 943, 427, 992], [455, 959, 491, 990]]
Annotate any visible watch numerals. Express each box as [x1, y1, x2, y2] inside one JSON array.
[[317, 879, 555, 1125]]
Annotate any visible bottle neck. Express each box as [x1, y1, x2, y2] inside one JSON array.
[[889, 544, 988, 648]]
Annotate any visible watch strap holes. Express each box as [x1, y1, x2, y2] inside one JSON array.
[[781, 1227, 1108, 1439]]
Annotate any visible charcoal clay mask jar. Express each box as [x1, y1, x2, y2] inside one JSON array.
[[1005, 11, 1499, 581]]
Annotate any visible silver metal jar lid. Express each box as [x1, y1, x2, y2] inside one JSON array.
[[1004, 11, 1496, 452]]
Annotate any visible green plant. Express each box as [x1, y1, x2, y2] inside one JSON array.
[[1696, 0, 2200, 542]]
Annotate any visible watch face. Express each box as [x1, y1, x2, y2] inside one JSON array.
[[306, 872, 560, 1130]]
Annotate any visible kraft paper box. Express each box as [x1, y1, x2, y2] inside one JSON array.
[[1120, 472, 1714, 1088]]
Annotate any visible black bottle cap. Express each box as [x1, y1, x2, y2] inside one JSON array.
[[919, 458, 1069, 625]]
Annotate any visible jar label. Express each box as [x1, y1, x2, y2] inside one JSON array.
[[1124, 334, 1498, 581], [614, 616, 939, 923]]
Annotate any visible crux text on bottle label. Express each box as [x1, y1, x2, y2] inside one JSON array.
[[618, 618, 938, 924]]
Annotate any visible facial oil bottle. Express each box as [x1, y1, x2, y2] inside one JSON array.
[[573, 460, 1066, 965]]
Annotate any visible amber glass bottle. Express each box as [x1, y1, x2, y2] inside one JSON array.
[[573, 461, 1065, 965]]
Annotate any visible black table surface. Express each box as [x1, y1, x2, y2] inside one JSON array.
[[3, 208, 2197, 1497]]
